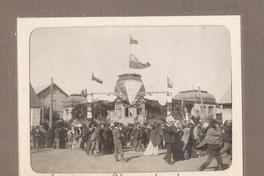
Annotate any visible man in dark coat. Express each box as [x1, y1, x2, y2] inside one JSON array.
[[220, 120, 232, 159], [86, 122, 95, 155], [198, 119, 223, 171], [80, 126, 89, 150], [141, 123, 148, 149], [53, 127, 60, 149], [131, 124, 140, 151], [112, 122, 125, 162], [163, 116, 179, 165]]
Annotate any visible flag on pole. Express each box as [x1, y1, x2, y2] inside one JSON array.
[[167, 77, 173, 88], [129, 53, 151, 69], [92, 73, 103, 84], [129, 35, 138, 44]]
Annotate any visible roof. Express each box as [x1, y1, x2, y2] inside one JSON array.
[[63, 94, 86, 108], [37, 83, 68, 97], [173, 90, 216, 104], [30, 84, 41, 108], [144, 98, 163, 111], [218, 86, 232, 104]]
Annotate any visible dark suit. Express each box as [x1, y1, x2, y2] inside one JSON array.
[[163, 123, 179, 163], [112, 127, 124, 161], [131, 127, 140, 150]]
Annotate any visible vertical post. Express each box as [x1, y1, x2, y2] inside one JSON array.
[[91, 93, 93, 120], [90, 73, 94, 120], [181, 99, 185, 120], [49, 77, 53, 129], [198, 86, 204, 120], [41, 104, 45, 123], [166, 88, 172, 116]]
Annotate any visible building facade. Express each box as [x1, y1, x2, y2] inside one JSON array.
[[30, 84, 41, 128], [172, 90, 217, 120], [37, 83, 68, 118], [63, 94, 86, 121], [107, 98, 164, 125], [217, 86, 232, 123]]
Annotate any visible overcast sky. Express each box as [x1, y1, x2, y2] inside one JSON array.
[[30, 26, 231, 105]]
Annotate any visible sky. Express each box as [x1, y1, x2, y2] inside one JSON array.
[[30, 26, 231, 105]]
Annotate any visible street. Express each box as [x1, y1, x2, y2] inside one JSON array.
[[31, 148, 231, 173]]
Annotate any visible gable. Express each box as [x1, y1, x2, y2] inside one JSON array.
[[30, 84, 41, 108], [37, 83, 68, 98]]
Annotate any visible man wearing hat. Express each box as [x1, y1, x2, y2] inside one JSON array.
[[163, 115, 179, 165], [112, 122, 126, 162]]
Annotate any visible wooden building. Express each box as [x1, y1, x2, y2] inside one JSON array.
[[107, 98, 164, 125], [171, 90, 217, 120], [30, 84, 41, 127], [37, 83, 68, 118], [63, 94, 86, 121]]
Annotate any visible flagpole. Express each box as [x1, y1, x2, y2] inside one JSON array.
[[129, 34, 136, 75], [166, 76, 172, 116], [129, 35, 133, 74], [198, 86, 204, 120], [90, 73, 94, 120]]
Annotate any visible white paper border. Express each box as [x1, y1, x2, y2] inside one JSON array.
[[17, 16, 242, 176]]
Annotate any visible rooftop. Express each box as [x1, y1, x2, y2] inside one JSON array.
[[173, 89, 216, 104]]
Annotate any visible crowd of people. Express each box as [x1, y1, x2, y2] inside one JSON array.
[[31, 116, 232, 170]]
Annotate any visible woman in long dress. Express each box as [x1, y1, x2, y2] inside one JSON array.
[[144, 123, 162, 156]]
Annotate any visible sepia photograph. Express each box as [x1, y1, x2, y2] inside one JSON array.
[[17, 16, 242, 176]]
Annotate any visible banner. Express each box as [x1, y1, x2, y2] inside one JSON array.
[[129, 53, 151, 69], [129, 35, 138, 44], [92, 73, 103, 84]]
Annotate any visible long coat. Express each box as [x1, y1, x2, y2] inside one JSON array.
[[199, 126, 223, 147], [131, 127, 140, 139], [163, 123, 179, 144], [150, 128, 162, 147], [112, 127, 122, 145]]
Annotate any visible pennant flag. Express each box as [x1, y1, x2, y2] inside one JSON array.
[[129, 53, 151, 69], [129, 35, 138, 44], [92, 73, 103, 84], [167, 77, 173, 88]]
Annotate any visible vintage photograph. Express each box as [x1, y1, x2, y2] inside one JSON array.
[[18, 17, 242, 176]]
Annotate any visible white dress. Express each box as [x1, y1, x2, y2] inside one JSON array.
[[144, 140, 159, 156]]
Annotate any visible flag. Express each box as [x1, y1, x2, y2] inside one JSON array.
[[92, 73, 103, 84], [129, 35, 138, 44], [129, 53, 151, 69], [167, 77, 173, 88]]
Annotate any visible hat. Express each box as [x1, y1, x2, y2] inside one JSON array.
[[166, 115, 175, 123], [113, 122, 119, 127]]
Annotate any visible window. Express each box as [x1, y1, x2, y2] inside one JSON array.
[[137, 108, 142, 115], [125, 107, 129, 117], [129, 109, 133, 116]]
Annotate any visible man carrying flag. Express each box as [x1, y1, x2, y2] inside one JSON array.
[[129, 53, 151, 69], [92, 73, 103, 84]]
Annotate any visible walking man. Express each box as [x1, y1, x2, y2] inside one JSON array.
[[163, 115, 179, 165], [112, 122, 126, 162]]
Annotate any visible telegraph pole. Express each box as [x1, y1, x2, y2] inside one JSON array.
[[41, 104, 45, 123], [49, 77, 53, 129], [198, 86, 204, 119]]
